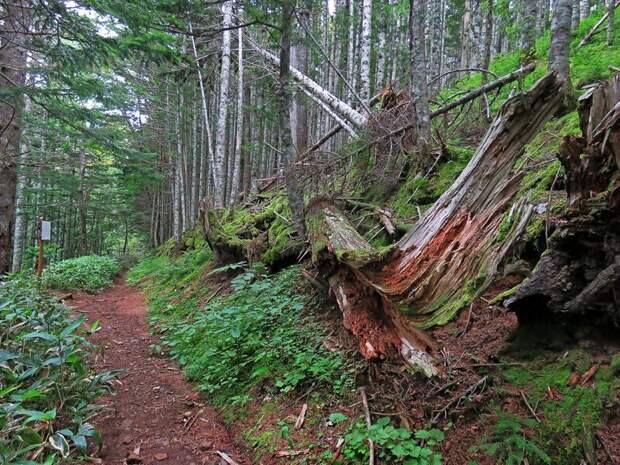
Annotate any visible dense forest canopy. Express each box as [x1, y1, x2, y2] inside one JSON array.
[[3, 0, 616, 274]]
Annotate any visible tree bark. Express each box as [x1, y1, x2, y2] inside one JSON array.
[[277, 0, 305, 237], [609, 0, 616, 45], [213, 0, 234, 208], [549, 0, 574, 87], [0, 1, 31, 273], [360, 0, 372, 104], [521, 0, 538, 61], [229, 27, 244, 205], [507, 73, 620, 326], [409, 0, 431, 147]]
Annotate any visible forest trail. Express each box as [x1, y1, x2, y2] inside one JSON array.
[[71, 282, 244, 465]]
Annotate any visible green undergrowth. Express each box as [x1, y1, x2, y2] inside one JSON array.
[[130, 252, 350, 411], [0, 276, 115, 464], [42, 255, 120, 293], [495, 330, 620, 465]]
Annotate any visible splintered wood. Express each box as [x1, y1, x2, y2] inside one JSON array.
[[308, 73, 563, 375]]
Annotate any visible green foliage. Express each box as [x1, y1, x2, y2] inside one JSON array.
[[0, 277, 114, 464], [42, 255, 120, 293], [480, 413, 551, 465], [136, 259, 347, 406], [341, 418, 444, 465]]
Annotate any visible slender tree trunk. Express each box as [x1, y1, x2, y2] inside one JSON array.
[[278, 0, 305, 237], [0, 1, 31, 273], [11, 96, 31, 272], [410, 0, 431, 147], [521, 0, 538, 60], [346, 0, 356, 105], [213, 0, 233, 208], [461, 0, 472, 68], [609, 0, 616, 45], [78, 150, 88, 256], [359, 0, 372, 104], [580, 0, 591, 19], [572, 0, 580, 30], [229, 27, 244, 205], [191, 97, 199, 225], [482, 0, 494, 76], [550, 0, 574, 86], [376, 2, 387, 92]]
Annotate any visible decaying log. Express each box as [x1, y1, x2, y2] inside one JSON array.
[[307, 73, 563, 374], [507, 74, 620, 326]]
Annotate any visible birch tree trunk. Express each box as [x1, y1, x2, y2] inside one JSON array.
[[580, 0, 591, 19], [229, 27, 243, 205], [0, 1, 31, 273], [375, 2, 387, 93], [549, 0, 574, 90], [359, 0, 372, 104], [213, 0, 233, 208], [248, 39, 367, 128], [346, 0, 356, 105]]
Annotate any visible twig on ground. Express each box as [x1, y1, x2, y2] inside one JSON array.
[[431, 376, 488, 424], [295, 403, 308, 430], [359, 387, 375, 465], [216, 451, 241, 465], [459, 302, 475, 336], [520, 391, 541, 423]]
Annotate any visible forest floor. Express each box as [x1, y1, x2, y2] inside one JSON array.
[[70, 281, 245, 465]]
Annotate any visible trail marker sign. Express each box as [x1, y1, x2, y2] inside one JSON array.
[[41, 221, 51, 241]]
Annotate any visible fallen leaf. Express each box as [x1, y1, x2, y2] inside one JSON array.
[[154, 453, 168, 461]]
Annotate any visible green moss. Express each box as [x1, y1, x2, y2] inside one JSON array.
[[489, 285, 518, 305], [390, 145, 474, 220], [404, 274, 486, 329], [611, 354, 620, 376], [502, 348, 619, 464]]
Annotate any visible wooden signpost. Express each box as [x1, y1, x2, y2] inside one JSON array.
[[36, 218, 51, 278]]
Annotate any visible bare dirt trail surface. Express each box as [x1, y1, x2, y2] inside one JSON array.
[[71, 281, 245, 465]]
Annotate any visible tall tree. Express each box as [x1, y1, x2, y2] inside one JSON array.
[[359, 0, 372, 104], [214, 0, 234, 208], [0, 1, 31, 273], [277, 0, 305, 237], [521, 0, 539, 61], [410, 0, 431, 149], [549, 0, 574, 86], [609, 0, 616, 45]]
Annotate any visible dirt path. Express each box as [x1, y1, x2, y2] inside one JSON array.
[[71, 281, 244, 465]]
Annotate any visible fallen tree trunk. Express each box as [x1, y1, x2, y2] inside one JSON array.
[[307, 73, 563, 373], [507, 73, 620, 325]]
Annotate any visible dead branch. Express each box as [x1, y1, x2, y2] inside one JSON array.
[[577, 1, 619, 48]]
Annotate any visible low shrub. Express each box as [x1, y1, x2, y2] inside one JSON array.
[[0, 277, 115, 463], [42, 255, 120, 293]]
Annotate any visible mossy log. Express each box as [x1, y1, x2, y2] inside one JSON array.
[[307, 73, 563, 375], [507, 74, 620, 326]]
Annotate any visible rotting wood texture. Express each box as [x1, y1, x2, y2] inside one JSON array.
[[307, 73, 563, 375], [507, 73, 620, 325]]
